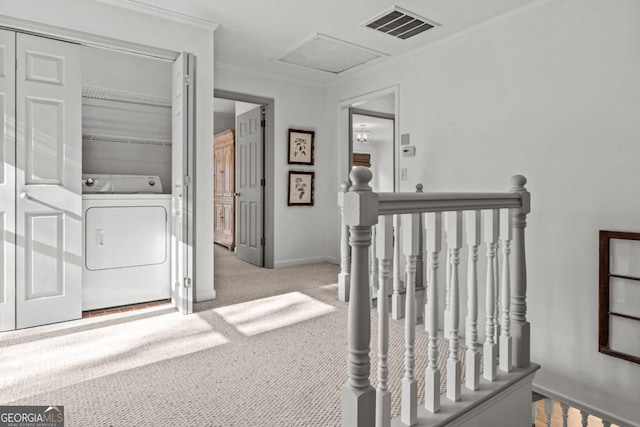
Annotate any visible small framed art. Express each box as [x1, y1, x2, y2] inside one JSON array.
[[288, 129, 315, 165], [288, 171, 315, 206]]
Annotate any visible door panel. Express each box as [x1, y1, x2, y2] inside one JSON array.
[[16, 33, 82, 329], [236, 107, 263, 267], [0, 29, 16, 332], [171, 52, 194, 315]]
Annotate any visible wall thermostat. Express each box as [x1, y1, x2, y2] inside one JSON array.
[[402, 145, 416, 157]]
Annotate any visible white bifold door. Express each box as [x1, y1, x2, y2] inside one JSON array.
[[171, 52, 195, 314], [0, 30, 82, 331], [15, 33, 82, 329], [0, 30, 17, 331]]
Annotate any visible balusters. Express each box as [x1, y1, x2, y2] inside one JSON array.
[[580, 410, 589, 427], [338, 181, 351, 302], [401, 213, 419, 426], [370, 226, 379, 307], [415, 183, 425, 323], [483, 209, 499, 381], [341, 168, 376, 427], [444, 213, 452, 339], [425, 212, 442, 413], [446, 211, 462, 402], [510, 175, 531, 368], [499, 208, 512, 372], [560, 402, 569, 427], [392, 215, 405, 320], [465, 210, 481, 390], [375, 216, 393, 427], [544, 398, 554, 427]]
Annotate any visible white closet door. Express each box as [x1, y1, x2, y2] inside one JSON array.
[[15, 33, 82, 329], [171, 52, 194, 315], [0, 30, 16, 332]]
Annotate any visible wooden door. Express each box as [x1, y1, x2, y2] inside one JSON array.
[[15, 33, 82, 329], [213, 129, 235, 250], [171, 52, 194, 315], [0, 29, 16, 332], [235, 107, 264, 267]]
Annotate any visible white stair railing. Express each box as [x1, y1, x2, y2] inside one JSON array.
[[341, 167, 534, 427], [338, 181, 351, 302]]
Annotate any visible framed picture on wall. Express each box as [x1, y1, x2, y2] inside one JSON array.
[[288, 129, 314, 165], [288, 171, 315, 206]]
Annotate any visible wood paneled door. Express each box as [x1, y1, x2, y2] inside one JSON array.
[[214, 129, 235, 251]]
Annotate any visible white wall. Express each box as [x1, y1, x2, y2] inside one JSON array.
[[214, 112, 235, 135], [0, 0, 216, 302], [326, 0, 640, 424], [82, 46, 173, 191], [214, 65, 334, 267]]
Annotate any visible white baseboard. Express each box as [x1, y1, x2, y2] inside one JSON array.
[[274, 256, 337, 268], [195, 288, 216, 302]]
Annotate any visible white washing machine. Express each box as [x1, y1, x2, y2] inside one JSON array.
[[82, 174, 171, 311]]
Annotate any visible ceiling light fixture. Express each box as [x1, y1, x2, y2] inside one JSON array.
[[356, 125, 371, 143]]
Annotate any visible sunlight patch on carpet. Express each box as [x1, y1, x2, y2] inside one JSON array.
[[0, 312, 229, 402], [213, 292, 336, 336]]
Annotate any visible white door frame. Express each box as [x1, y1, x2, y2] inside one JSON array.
[[213, 89, 275, 269], [337, 85, 400, 191]]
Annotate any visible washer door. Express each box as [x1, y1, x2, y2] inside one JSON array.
[[85, 205, 167, 270]]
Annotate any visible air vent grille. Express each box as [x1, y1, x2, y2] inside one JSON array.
[[364, 6, 439, 40]]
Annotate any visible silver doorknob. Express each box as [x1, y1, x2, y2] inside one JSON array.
[[233, 192, 240, 197]]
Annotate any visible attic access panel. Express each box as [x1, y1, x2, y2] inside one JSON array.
[[363, 6, 440, 40], [277, 33, 385, 74]]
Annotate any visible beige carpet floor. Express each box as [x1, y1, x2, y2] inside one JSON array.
[[0, 246, 454, 426]]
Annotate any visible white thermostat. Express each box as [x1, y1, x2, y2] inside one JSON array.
[[402, 146, 416, 157]]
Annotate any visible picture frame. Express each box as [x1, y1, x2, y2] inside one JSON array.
[[288, 171, 315, 206], [288, 129, 315, 165]]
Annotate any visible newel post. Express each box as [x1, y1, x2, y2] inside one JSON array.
[[510, 175, 530, 368], [342, 167, 379, 427], [338, 181, 351, 302]]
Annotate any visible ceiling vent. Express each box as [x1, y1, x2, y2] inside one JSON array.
[[363, 6, 440, 40]]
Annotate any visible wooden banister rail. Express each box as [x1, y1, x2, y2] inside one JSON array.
[[341, 167, 531, 427]]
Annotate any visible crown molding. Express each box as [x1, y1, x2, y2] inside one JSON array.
[[96, 0, 219, 31], [0, 15, 177, 59]]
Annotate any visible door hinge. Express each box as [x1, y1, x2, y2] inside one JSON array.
[[261, 237, 265, 246], [261, 119, 265, 127], [184, 175, 191, 186], [260, 178, 265, 186], [184, 277, 192, 288], [184, 74, 191, 86]]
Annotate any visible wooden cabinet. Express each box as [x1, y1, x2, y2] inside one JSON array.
[[214, 130, 235, 250]]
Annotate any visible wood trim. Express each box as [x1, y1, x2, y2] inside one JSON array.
[[598, 230, 610, 349], [599, 230, 640, 364]]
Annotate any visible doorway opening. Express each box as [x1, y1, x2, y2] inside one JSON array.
[[213, 90, 274, 270], [337, 86, 399, 191]]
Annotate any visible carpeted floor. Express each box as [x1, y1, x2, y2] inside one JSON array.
[[0, 245, 454, 426]]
